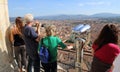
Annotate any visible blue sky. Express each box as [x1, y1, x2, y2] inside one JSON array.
[[8, 0, 120, 17]]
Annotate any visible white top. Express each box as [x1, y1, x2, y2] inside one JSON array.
[[113, 54, 120, 72]]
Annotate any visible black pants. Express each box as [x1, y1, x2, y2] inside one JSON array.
[[41, 61, 57, 72], [90, 56, 111, 72], [14, 45, 27, 69], [27, 55, 40, 72]]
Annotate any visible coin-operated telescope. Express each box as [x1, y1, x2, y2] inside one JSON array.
[[67, 24, 91, 72], [67, 24, 91, 44]]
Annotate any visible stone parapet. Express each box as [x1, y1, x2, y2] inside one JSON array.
[[0, 0, 14, 72]]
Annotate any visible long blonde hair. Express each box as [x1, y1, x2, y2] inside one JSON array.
[[45, 25, 56, 36]]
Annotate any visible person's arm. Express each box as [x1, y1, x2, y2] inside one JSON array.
[[91, 48, 94, 56], [9, 28, 14, 46], [91, 44, 96, 56], [58, 42, 67, 49], [9, 28, 15, 58], [57, 37, 73, 50], [26, 27, 40, 42], [57, 37, 66, 49], [35, 35, 41, 42], [32, 21, 42, 42], [35, 20, 41, 35]]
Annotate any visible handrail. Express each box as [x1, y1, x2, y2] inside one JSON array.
[[57, 24, 92, 72]]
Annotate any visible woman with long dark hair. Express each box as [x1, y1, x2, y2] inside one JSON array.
[[90, 24, 120, 72], [9, 17, 27, 72]]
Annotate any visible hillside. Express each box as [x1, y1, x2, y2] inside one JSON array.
[[10, 13, 120, 22]]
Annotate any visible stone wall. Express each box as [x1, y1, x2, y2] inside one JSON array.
[[0, 0, 14, 72]]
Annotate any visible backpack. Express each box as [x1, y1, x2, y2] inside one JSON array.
[[39, 38, 50, 63]]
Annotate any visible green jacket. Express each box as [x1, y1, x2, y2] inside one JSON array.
[[38, 36, 66, 63]]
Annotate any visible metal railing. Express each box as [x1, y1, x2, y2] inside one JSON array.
[[57, 24, 92, 72]]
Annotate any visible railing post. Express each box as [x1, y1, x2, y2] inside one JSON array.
[[75, 38, 84, 72], [75, 40, 80, 72]]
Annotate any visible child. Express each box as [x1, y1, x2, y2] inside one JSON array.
[[38, 25, 72, 72]]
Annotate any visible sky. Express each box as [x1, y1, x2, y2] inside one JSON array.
[[8, 0, 120, 17]]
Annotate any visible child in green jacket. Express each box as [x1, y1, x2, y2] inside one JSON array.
[[38, 25, 72, 72]]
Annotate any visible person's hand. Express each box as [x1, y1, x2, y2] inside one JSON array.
[[67, 45, 73, 50], [84, 45, 90, 51], [35, 20, 41, 28], [34, 20, 41, 34]]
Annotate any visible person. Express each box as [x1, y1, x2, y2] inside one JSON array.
[[90, 24, 120, 72], [9, 17, 27, 72], [23, 14, 41, 72], [112, 54, 120, 72], [38, 25, 73, 72]]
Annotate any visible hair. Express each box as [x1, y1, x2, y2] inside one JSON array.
[[94, 24, 119, 49], [24, 13, 33, 23], [15, 17, 24, 32], [45, 25, 56, 36]]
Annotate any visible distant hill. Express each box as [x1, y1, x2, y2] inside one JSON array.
[[10, 13, 120, 22], [9, 17, 15, 22], [90, 13, 120, 18], [35, 13, 120, 21], [35, 14, 89, 20]]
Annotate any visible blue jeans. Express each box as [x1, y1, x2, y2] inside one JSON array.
[[27, 55, 40, 72]]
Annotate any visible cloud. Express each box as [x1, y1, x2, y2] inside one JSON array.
[[78, 1, 111, 6]]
